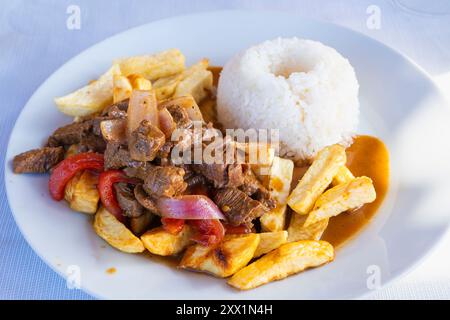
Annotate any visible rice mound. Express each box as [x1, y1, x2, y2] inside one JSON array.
[[217, 37, 359, 163]]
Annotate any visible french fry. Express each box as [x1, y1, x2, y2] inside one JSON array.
[[64, 170, 99, 214], [254, 231, 288, 258], [153, 73, 183, 101], [305, 176, 376, 227], [179, 234, 260, 278], [55, 64, 121, 117], [93, 207, 145, 253], [173, 59, 213, 103], [141, 226, 192, 256], [114, 49, 185, 80], [113, 74, 132, 103], [228, 240, 334, 290], [332, 166, 355, 186], [287, 144, 346, 215], [128, 74, 152, 91], [287, 213, 329, 242], [260, 157, 294, 231]]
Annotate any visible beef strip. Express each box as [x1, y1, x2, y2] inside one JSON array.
[[104, 142, 143, 170], [166, 104, 192, 129], [113, 182, 144, 218], [214, 187, 269, 226], [13, 147, 64, 173], [143, 165, 187, 198], [239, 166, 277, 210], [79, 134, 106, 153], [129, 211, 153, 235], [101, 99, 129, 118], [47, 121, 93, 147], [134, 184, 159, 214], [129, 120, 166, 162], [192, 163, 244, 188], [123, 165, 151, 181], [185, 174, 207, 188]]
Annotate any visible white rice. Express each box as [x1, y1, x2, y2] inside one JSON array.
[[217, 37, 359, 163]]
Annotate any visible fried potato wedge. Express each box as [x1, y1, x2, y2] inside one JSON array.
[[64, 170, 99, 214], [128, 75, 152, 91], [179, 234, 260, 278], [173, 60, 213, 103], [305, 176, 376, 227], [55, 64, 121, 117], [332, 166, 355, 186], [254, 231, 288, 258], [93, 207, 145, 253], [228, 240, 334, 290], [287, 144, 346, 215], [153, 73, 184, 101], [287, 213, 329, 242], [261, 157, 294, 231], [141, 226, 192, 256], [113, 74, 133, 103], [114, 49, 185, 80]]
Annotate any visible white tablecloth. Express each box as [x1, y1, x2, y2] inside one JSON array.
[[1, 0, 449, 299]]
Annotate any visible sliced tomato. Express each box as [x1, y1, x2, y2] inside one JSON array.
[[97, 170, 139, 223], [223, 223, 252, 235], [188, 219, 225, 247], [49, 152, 104, 201], [161, 218, 185, 235]]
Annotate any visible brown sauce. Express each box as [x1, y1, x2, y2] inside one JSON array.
[[321, 135, 389, 247]]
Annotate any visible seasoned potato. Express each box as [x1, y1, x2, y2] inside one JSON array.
[[64, 170, 99, 214], [332, 166, 355, 186], [141, 226, 192, 256], [179, 234, 260, 278], [55, 64, 121, 117], [287, 213, 329, 242], [153, 73, 184, 100], [173, 60, 213, 103], [93, 207, 145, 253], [114, 49, 185, 80], [305, 176, 376, 227], [228, 240, 334, 290], [260, 157, 294, 231], [254, 231, 288, 258], [113, 74, 133, 103], [287, 144, 346, 215]]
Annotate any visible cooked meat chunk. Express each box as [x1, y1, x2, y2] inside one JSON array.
[[123, 165, 151, 181], [214, 187, 269, 226], [79, 134, 106, 153], [47, 121, 93, 147], [129, 120, 166, 161], [185, 173, 207, 188], [143, 165, 187, 198], [192, 163, 244, 188], [101, 99, 129, 118], [104, 142, 142, 170], [239, 166, 276, 209], [114, 183, 144, 218], [129, 211, 153, 235], [13, 147, 64, 173], [134, 184, 159, 214], [156, 141, 174, 166], [167, 104, 192, 129]]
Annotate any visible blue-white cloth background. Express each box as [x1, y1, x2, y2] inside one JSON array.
[[1, 0, 450, 299]]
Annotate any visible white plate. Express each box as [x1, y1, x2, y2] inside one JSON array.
[[5, 11, 450, 299]]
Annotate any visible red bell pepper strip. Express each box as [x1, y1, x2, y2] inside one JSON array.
[[188, 219, 225, 247], [161, 218, 185, 235], [97, 170, 139, 223], [49, 152, 104, 201]]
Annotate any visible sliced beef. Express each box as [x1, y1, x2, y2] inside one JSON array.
[[155, 141, 174, 166], [101, 99, 129, 118], [47, 121, 93, 147], [129, 120, 166, 161], [166, 104, 192, 129], [185, 174, 207, 188], [134, 184, 159, 214], [79, 134, 106, 153], [13, 147, 64, 173], [239, 166, 277, 210], [123, 165, 151, 181], [143, 165, 187, 198], [113, 182, 144, 218], [104, 142, 142, 170], [192, 163, 244, 188], [129, 211, 153, 235], [214, 187, 269, 226]]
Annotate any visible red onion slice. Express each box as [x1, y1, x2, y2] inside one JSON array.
[[157, 195, 226, 220]]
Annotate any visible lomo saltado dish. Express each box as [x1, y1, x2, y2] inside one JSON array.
[[12, 38, 389, 290]]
